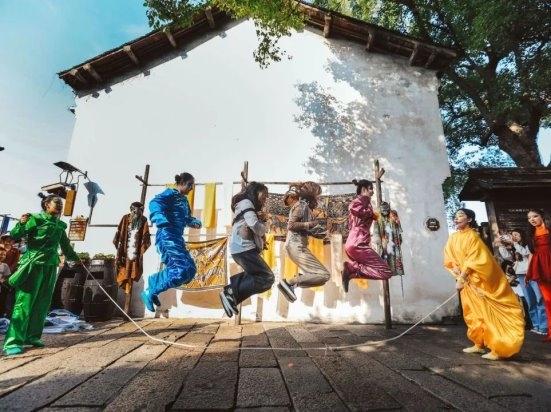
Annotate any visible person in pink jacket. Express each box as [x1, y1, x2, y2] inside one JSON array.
[[342, 179, 392, 292]]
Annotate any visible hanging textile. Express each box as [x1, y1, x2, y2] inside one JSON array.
[[178, 237, 227, 290], [260, 233, 276, 269], [186, 186, 195, 212], [309, 237, 325, 292], [264, 192, 355, 241], [203, 183, 216, 228]]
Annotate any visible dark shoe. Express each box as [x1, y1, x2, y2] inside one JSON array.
[[219, 286, 239, 318], [277, 279, 297, 303], [28, 339, 45, 348], [141, 291, 155, 312], [152, 294, 161, 307], [4, 347, 24, 356], [342, 262, 350, 293]]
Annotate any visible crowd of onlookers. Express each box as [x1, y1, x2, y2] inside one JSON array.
[[496, 224, 549, 336]]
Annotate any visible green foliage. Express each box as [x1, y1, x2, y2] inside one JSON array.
[[213, 0, 305, 68], [144, 0, 305, 68], [77, 252, 90, 260], [92, 253, 116, 260], [143, 0, 207, 30], [143, 0, 551, 222]]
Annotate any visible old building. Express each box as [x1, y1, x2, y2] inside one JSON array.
[[58, 4, 457, 323]]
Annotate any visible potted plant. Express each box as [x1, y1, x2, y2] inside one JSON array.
[[77, 252, 91, 267]]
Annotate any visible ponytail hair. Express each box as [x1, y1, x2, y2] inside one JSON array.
[[41, 194, 61, 211], [298, 181, 322, 209], [352, 179, 373, 195], [175, 172, 194, 185], [231, 181, 268, 212]]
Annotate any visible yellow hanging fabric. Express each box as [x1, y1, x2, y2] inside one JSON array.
[[203, 183, 216, 228], [259, 234, 276, 299], [354, 278, 369, 289], [284, 256, 298, 281], [308, 237, 325, 291], [261, 234, 276, 269], [186, 186, 195, 212]]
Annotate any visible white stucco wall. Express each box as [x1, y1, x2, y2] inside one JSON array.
[[66, 20, 457, 323]]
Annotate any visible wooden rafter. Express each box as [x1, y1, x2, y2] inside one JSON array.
[[409, 42, 419, 65], [205, 7, 216, 29], [123, 45, 140, 66], [424, 49, 437, 69], [165, 30, 177, 48], [83, 63, 102, 83], [69, 68, 88, 86], [323, 14, 332, 38], [366, 29, 375, 51]]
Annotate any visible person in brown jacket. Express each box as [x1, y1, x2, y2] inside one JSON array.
[[0, 234, 20, 273], [278, 182, 330, 302], [113, 202, 151, 290]]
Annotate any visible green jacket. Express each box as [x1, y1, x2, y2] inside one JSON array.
[[9, 212, 80, 287]]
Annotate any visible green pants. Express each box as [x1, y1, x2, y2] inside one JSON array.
[[3, 263, 57, 350]]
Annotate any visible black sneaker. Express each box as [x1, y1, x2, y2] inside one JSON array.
[[152, 294, 161, 307], [277, 279, 297, 303], [219, 286, 239, 317], [342, 262, 350, 293]]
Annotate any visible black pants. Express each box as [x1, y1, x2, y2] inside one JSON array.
[[230, 250, 275, 305], [0, 284, 15, 318]]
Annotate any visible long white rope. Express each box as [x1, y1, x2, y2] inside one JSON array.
[[82, 266, 458, 352]]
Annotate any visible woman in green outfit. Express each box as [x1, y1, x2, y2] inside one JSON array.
[[2, 195, 82, 356]]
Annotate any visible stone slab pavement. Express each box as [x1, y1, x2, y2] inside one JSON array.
[[1, 317, 550, 411]]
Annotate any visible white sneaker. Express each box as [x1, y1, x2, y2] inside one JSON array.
[[462, 345, 485, 354]]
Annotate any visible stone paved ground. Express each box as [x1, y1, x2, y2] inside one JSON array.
[[1, 318, 550, 411]]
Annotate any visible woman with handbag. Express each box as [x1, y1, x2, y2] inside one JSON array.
[[219, 182, 274, 318], [342, 179, 392, 293], [278, 182, 330, 302]]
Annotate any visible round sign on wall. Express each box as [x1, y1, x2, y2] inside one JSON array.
[[425, 217, 440, 231]]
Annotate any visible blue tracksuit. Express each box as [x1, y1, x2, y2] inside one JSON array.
[[146, 189, 201, 295]]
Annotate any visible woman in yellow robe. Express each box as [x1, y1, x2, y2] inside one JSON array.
[[444, 208, 524, 360]]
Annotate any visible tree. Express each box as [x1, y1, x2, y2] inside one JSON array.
[[144, 0, 551, 169]]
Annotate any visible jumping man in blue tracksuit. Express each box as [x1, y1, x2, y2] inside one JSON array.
[[141, 172, 202, 311]]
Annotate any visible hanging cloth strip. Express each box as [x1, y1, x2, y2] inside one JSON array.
[[203, 183, 217, 228], [186, 186, 195, 212]]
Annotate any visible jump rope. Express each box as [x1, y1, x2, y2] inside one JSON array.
[[80, 264, 459, 352]]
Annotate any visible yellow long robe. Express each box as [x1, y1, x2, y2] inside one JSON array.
[[444, 228, 524, 358]]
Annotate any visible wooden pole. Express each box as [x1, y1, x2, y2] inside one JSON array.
[[137, 164, 150, 205], [375, 160, 392, 329], [122, 164, 151, 315], [235, 161, 248, 326]]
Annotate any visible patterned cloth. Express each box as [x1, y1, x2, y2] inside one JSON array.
[[179, 237, 228, 290], [265, 193, 355, 241]]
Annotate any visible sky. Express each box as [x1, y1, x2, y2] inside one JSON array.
[[0, 0, 149, 220], [0, 0, 549, 224]]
